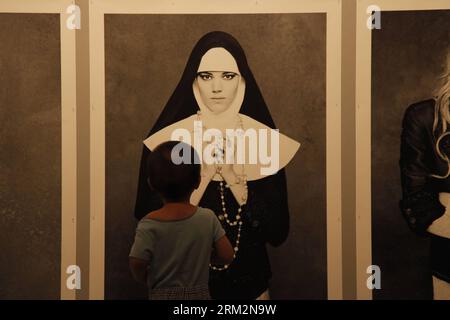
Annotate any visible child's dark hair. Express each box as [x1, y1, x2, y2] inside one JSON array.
[[146, 141, 201, 202]]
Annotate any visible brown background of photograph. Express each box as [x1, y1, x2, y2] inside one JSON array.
[[104, 13, 327, 299], [372, 10, 450, 300], [0, 13, 61, 299]]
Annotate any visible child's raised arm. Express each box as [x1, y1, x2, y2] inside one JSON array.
[[212, 235, 234, 265]]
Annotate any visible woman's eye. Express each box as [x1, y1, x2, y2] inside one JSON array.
[[223, 73, 236, 80], [199, 73, 212, 80]]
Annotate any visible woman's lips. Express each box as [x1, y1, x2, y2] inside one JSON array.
[[211, 97, 225, 100]]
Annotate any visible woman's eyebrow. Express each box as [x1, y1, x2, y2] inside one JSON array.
[[198, 71, 213, 75]]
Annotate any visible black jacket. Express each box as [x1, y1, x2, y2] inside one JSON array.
[[399, 99, 448, 235]]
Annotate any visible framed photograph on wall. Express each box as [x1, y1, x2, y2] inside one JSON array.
[[89, 0, 342, 300], [356, 0, 450, 300], [0, 0, 76, 300]]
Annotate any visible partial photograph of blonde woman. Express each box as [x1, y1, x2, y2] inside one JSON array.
[[370, 10, 450, 300], [400, 49, 450, 300]]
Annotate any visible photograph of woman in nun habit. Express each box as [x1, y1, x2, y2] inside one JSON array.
[[134, 31, 300, 300], [400, 49, 450, 300]]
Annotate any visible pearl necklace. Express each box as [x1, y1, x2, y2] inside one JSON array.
[[195, 110, 248, 271], [218, 180, 246, 226], [210, 179, 246, 271], [209, 226, 242, 271]]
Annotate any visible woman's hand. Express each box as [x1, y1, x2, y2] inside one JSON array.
[[216, 139, 237, 179], [201, 162, 217, 181], [216, 162, 236, 179], [201, 139, 236, 180]]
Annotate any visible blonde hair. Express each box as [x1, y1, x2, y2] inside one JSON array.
[[430, 50, 450, 179]]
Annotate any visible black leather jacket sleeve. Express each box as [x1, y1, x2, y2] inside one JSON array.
[[399, 103, 446, 236]]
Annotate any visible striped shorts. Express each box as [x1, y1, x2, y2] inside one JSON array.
[[149, 284, 211, 300]]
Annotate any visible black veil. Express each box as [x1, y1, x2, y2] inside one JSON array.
[[149, 31, 276, 134]]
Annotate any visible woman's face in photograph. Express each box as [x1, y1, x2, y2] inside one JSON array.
[[196, 71, 240, 114]]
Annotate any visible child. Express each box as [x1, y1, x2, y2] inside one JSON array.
[[129, 141, 234, 299]]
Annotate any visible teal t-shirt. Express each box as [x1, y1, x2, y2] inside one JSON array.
[[129, 206, 225, 291]]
